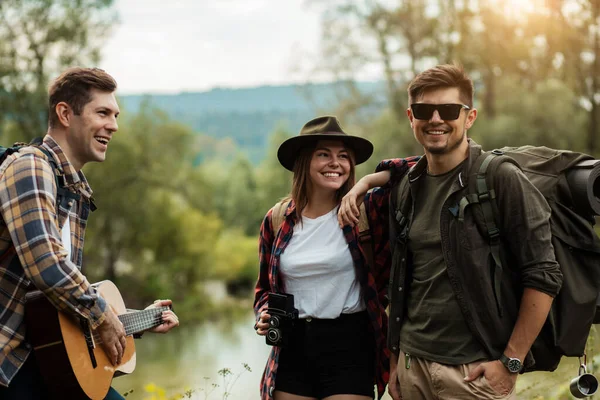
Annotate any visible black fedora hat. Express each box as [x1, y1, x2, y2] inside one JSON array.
[[277, 116, 374, 171]]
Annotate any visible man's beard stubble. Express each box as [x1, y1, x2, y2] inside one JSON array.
[[424, 125, 467, 155]]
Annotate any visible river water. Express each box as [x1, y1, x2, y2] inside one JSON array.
[[112, 312, 270, 399], [112, 311, 599, 400]]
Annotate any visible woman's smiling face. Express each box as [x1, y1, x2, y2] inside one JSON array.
[[308, 140, 353, 194]]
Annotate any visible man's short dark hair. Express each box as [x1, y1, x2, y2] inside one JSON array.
[[48, 67, 117, 128], [408, 64, 474, 108]]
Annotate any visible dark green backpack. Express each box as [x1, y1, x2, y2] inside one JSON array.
[[457, 146, 600, 372]]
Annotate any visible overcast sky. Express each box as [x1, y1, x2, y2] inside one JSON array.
[[99, 0, 324, 94]]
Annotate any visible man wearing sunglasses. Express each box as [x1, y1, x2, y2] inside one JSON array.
[[338, 64, 561, 399]]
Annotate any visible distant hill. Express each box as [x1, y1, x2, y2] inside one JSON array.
[[119, 81, 385, 163]]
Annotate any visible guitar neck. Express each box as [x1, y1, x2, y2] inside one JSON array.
[[118, 306, 170, 336]]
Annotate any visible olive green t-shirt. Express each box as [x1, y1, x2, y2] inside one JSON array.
[[399, 163, 487, 365]]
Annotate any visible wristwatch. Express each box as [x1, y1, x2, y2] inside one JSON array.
[[499, 354, 522, 373]]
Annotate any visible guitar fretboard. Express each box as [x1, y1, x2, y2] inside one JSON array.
[[118, 306, 170, 336]]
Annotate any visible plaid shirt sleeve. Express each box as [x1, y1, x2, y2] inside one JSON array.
[[254, 209, 274, 318], [375, 157, 420, 183], [0, 154, 107, 328], [364, 187, 392, 308], [366, 156, 420, 306]]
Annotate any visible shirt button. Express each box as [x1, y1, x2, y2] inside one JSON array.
[[396, 317, 400, 322], [398, 286, 403, 292], [392, 345, 398, 351]]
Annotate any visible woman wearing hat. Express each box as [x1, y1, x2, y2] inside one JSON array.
[[253, 116, 414, 400]]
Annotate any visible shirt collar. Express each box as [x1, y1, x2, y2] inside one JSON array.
[[409, 138, 483, 184], [41, 135, 93, 198]]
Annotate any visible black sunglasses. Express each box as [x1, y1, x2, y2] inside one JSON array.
[[410, 103, 471, 120]]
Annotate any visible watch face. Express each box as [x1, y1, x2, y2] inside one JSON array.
[[507, 358, 522, 373]]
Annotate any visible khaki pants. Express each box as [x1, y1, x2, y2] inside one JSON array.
[[396, 351, 517, 400]]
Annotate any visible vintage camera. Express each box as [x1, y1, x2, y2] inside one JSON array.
[[266, 293, 298, 347]]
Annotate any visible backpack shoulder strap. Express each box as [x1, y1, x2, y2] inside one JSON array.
[[357, 202, 374, 268], [270, 198, 289, 234], [468, 150, 521, 243], [13, 139, 82, 209], [29, 138, 62, 184], [31, 141, 81, 207], [458, 150, 520, 317], [357, 202, 369, 235], [390, 173, 412, 246]]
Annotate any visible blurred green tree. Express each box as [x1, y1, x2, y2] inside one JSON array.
[[0, 0, 117, 140], [204, 154, 263, 236], [472, 76, 588, 152], [212, 229, 258, 297], [83, 102, 220, 315], [308, 0, 600, 156], [306, 0, 438, 123], [255, 125, 294, 214]]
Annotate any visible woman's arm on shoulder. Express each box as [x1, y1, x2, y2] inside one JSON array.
[[375, 156, 421, 181], [338, 156, 420, 227]]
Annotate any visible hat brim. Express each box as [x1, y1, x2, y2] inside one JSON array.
[[277, 133, 374, 171]]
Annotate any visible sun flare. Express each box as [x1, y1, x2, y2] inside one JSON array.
[[493, 0, 539, 17]]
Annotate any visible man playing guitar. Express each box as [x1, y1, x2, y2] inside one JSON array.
[[0, 67, 179, 400]]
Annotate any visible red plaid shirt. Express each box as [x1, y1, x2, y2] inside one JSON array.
[[253, 156, 418, 400]]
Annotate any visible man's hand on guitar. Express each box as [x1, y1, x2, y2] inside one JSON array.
[[145, 299, 179, 333], [97, 308, 126, 366]]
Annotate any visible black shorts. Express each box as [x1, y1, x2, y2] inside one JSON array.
[[275, 311, 375, 399]]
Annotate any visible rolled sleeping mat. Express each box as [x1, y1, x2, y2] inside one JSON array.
[[566, 159, 600, 217]]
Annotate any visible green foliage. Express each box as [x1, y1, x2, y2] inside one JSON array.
[[355, 109, 423, 174], [203, 123, 294, 237], [310, 0, 600, 155], [473, 76, 589, 154], [255, 125, 294, 213], [0, 0, 117, 139], [83, 102, 221, 316], [207, 154, 263, 236], [211, 229, 258, 292]]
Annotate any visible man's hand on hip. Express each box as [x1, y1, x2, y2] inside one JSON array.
[[96, 308, 126, 366], [388, 352, 403, 400], [464, 360, 517, 396]]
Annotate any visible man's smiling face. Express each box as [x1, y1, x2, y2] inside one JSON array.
[[66, 88, 120, 169], [407, 87, 476, 156]]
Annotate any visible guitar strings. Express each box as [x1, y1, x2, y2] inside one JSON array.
[[86, 306, 170, 345], [90, 315, 163, 344]]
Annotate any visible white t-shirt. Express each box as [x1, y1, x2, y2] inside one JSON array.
[[61, 214, 72, 260], [279, 206, 365, 319]]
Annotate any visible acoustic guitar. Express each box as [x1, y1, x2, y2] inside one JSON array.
[[25, 280, 170, 400]]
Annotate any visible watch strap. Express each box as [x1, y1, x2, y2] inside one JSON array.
[[499, 353, 522, 373]]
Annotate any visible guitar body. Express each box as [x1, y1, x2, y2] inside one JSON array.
[[26, 281, 137, 400]]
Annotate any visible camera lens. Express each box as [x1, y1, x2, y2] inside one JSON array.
[[269, 316, 281, 328], [267, 328, 281, 343]]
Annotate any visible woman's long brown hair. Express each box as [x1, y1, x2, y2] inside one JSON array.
[[290, 142, 356, 222]]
